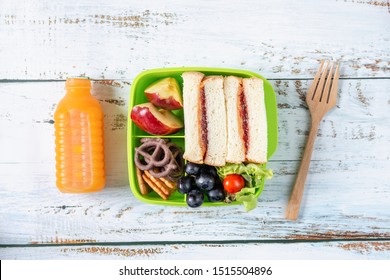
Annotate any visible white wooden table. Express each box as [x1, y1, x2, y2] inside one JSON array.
[[1, 0, 389, 259]]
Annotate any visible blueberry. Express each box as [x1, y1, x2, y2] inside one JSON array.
[[214, 177, 223, 188], [186, 189, 204, 208], [185, 162, 202, 176], [201, 165, 218, 178], [195, 171, 215, 191], [207, 187, 225, 202], [177, 176, 195, 194]]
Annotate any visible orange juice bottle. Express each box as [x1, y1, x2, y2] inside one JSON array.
[[54, 77, 105, 193]]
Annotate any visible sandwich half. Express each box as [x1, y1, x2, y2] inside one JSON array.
[[182, 71, 205, 164], [182, 72, 267, 166], [242, 77, 268, 163], [203, 76, 227, 166], [224, 76, 245, 163]]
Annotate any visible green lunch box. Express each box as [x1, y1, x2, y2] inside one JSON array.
[[127, 67, 278, 206]]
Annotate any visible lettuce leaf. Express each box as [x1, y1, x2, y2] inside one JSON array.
[[236, 187, 257, 212], [217, 163, 273, 212]]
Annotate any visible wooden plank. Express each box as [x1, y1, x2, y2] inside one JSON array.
[[0, 159, 389, 244], [1, 241, 390, 259], [0, 79, 389, 244], [274, 79, 390, 161], [0, 0, 389, 80], [0, 79, 389, 164]]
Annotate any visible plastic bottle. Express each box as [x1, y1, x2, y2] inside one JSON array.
[[54, 77, 105, 193]]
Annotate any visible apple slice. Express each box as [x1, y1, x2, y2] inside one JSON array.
[[144, 77, 183, 110], [131, 103, 184, 135]]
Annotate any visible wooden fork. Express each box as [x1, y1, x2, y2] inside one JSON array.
[[285, 60, 340, 220]]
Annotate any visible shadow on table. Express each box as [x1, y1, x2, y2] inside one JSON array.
[[93, 80, 131, 188]]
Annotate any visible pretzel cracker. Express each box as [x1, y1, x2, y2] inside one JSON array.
[[136, 167, 151, 195], [142, 174, 168, 200], [144, 170, 170, 196], [160, 177, 176, 190]]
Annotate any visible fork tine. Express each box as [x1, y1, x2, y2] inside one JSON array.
[[312, 61, 329, 102], [307, 60, 325, 100], [321, 62, 334, 102], [327, 63, 340, 106]]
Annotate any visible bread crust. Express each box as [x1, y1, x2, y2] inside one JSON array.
[[242, 77, 267, 164], [182, 72, 205, 163], [225, 76, 245, 164], [203, 75, 226, 166]]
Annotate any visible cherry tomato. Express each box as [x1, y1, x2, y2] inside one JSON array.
[[223, 174, 245, 194]]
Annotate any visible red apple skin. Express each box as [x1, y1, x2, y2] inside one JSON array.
[[144, 77, 183, 110], [131, 104, 183, 135], [144, 92, 182, 110]]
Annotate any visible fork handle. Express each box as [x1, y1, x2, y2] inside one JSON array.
[[285, 120, 320, 220]]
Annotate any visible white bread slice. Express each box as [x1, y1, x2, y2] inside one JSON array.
[[182, 72, 205, 164], [203, 76, 227, 166], [243, 77, 268, 163], [224, 76, 245, 164]]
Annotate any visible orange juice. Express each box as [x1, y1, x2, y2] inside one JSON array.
[[54, 78, 105, 193]]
